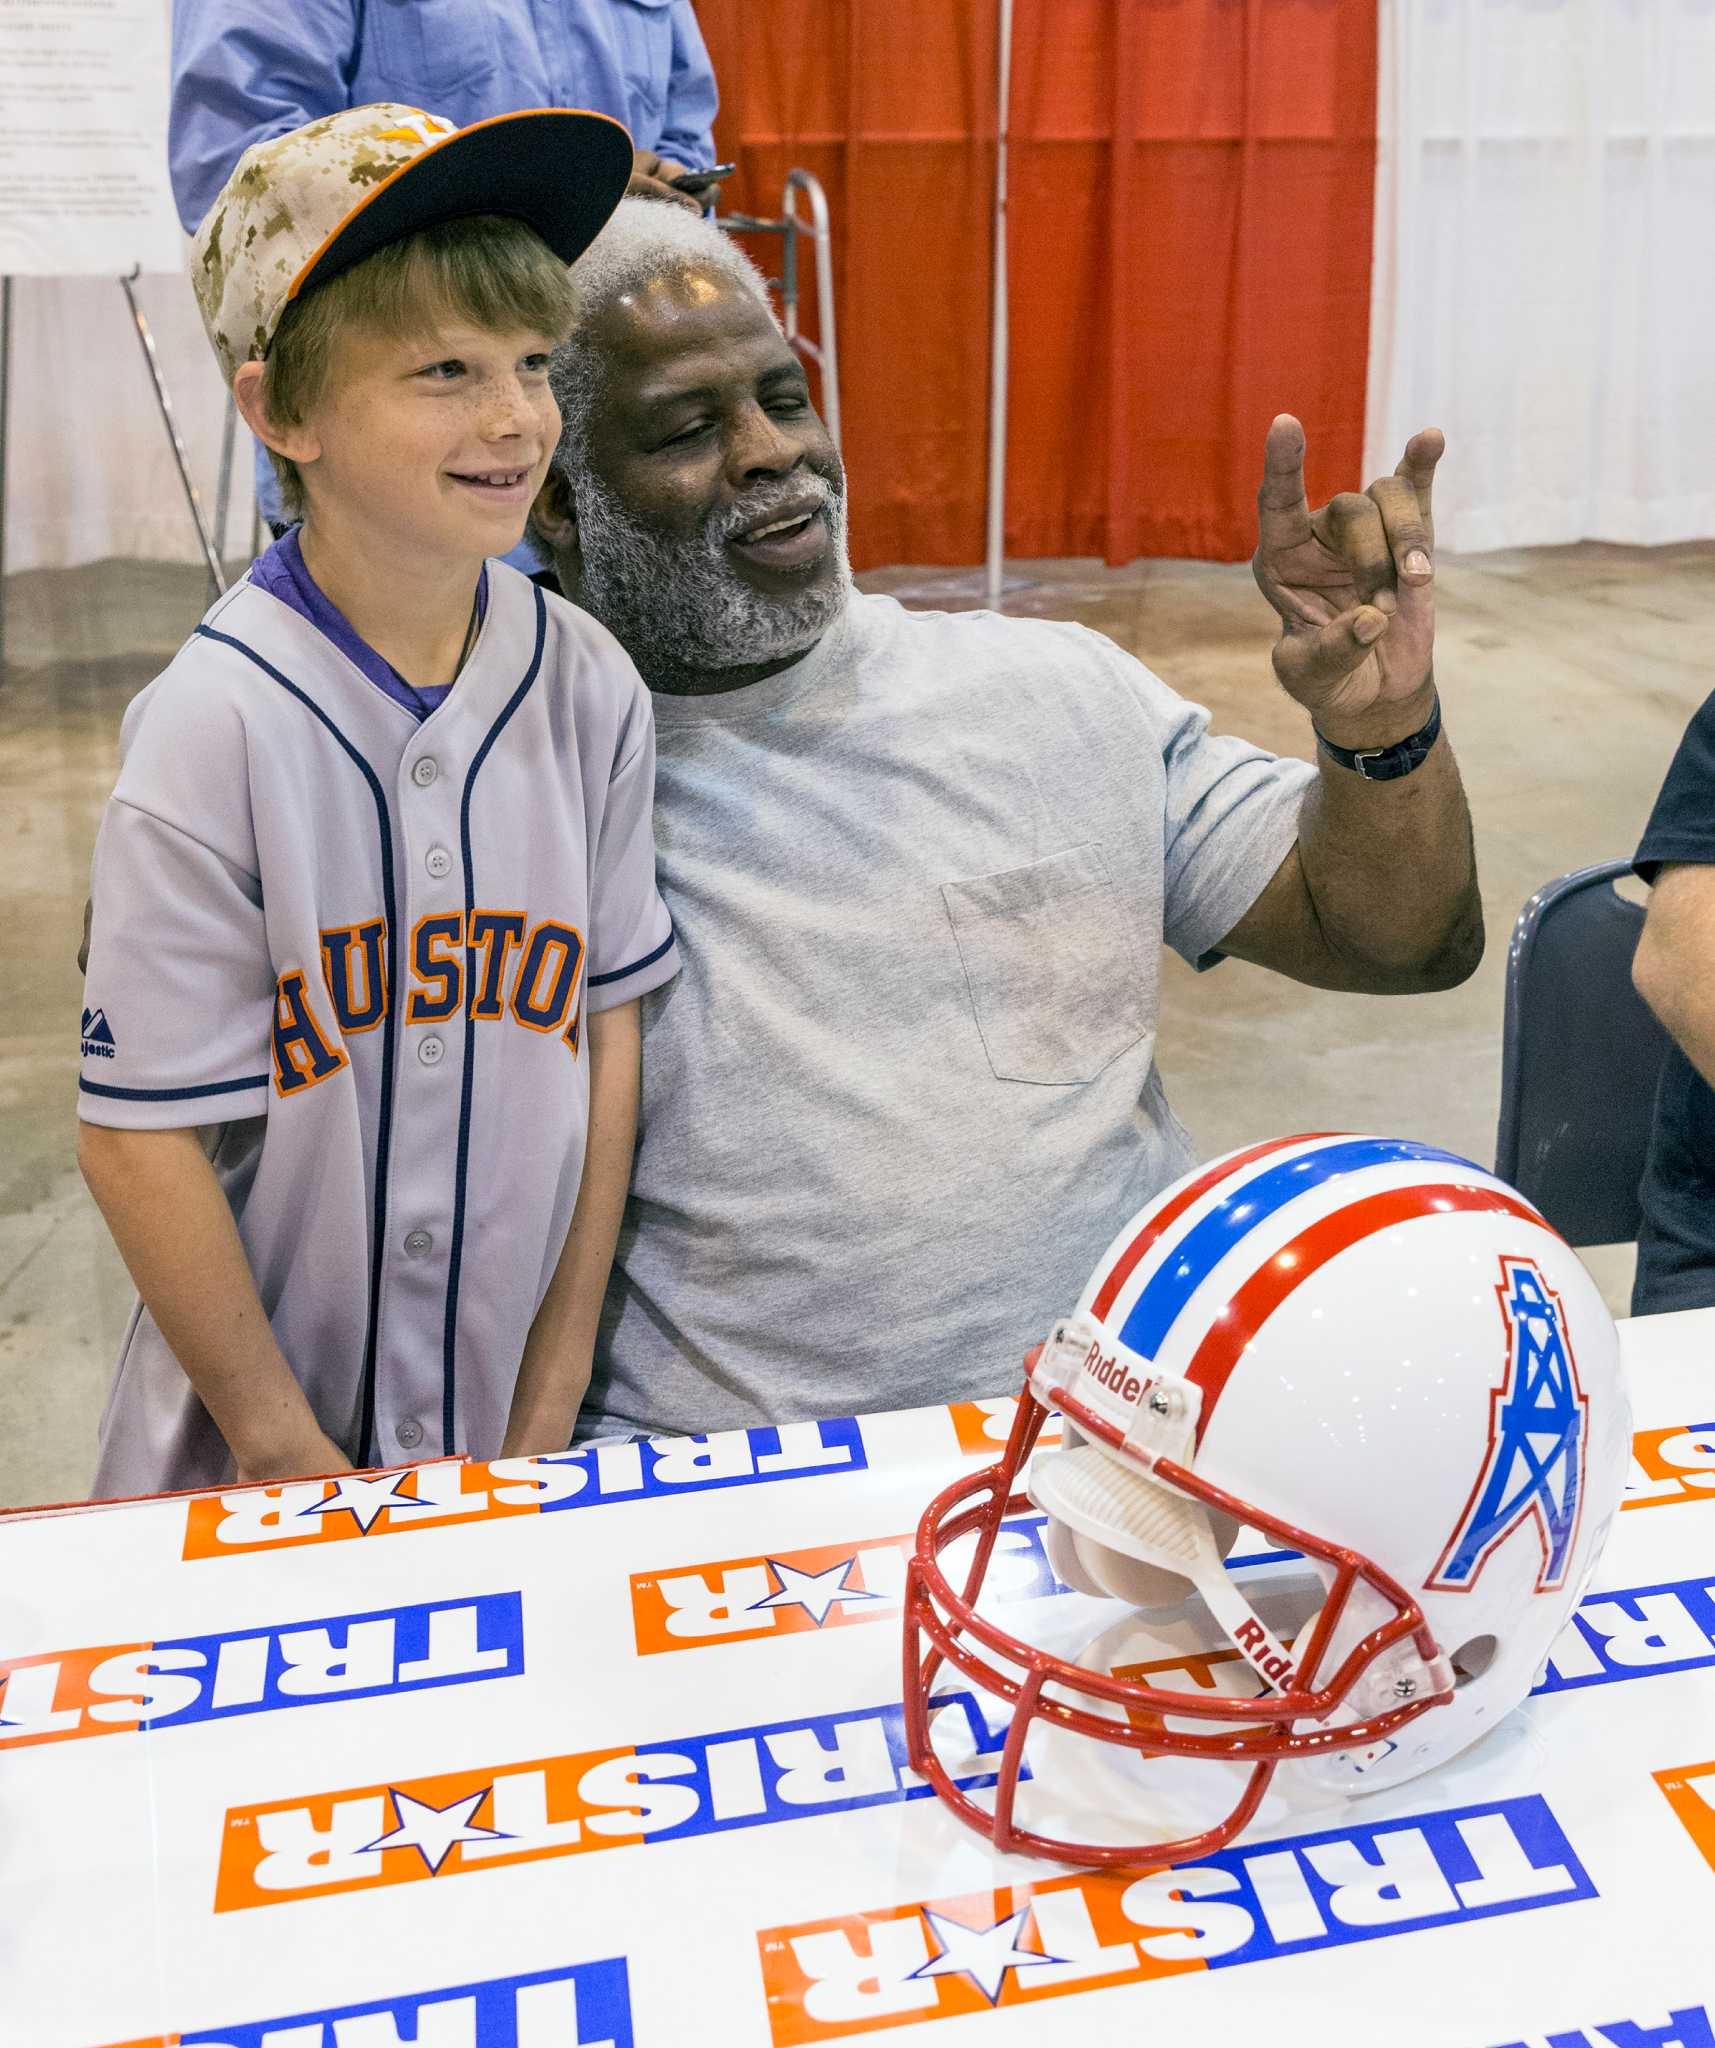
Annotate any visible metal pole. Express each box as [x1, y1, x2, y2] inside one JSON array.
[[213, 390, 237, 570], [783, 171, 842, 451], [118, 266, 225, 600], [984, 0, 1015, 611], [0, 276, 12, 677]]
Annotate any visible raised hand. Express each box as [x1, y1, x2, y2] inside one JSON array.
[[1252, 414, 1443, 749]]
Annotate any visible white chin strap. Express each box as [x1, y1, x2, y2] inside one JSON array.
[[1029, 1441, 1296, 1680], [1032, 1445, 1226, 1608], [1028, 1441, 1453, 1776]]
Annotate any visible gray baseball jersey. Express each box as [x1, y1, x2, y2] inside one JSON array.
[[80, 562, 677, 1497]]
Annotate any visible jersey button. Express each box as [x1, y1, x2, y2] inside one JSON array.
[[403, 1229, 432, 1257], [411, 758, 438, 788], [426, 845, 453, 879], [395, 1418, 425, 1451], [418, 1035, 446, 1067]]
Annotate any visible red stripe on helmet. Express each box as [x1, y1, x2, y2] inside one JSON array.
[[1183, 1181, 1546, 1435], [1090, 1134, 1339, 1323]]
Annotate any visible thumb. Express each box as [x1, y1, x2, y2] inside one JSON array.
[[1273, 606, 1390, 700]]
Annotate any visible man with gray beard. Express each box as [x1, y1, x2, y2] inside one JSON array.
[[530, 199, 1482, 1441]]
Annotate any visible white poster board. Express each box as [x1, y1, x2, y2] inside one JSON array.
[[0, 0, 183, 275]]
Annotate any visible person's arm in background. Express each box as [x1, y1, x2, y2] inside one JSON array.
[[1634, 867, 1715, 1086], [656, 1, 718, 173], [1626, 694, 1715, 1082], [168, 0, 357, 231], [502, 1000, 641, 1456]]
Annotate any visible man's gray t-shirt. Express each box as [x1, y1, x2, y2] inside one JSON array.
[[585, 591, 1315, 1437]]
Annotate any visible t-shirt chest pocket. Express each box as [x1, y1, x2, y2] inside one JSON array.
[[940, 843, 1149, 1085]]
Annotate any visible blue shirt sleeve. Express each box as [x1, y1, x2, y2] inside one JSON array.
[[658, 2, 719, 168], [169, 0, 360, 233]]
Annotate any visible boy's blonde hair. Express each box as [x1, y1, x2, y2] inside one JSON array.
[[260, 214, 580, 520]]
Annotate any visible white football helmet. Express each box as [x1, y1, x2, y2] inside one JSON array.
[[904, 1134, 1630, 1867]]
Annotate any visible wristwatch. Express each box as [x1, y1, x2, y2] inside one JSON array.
[[1314, 693, 1442, 781]]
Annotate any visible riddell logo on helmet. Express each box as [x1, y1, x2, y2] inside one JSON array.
[[1083, 1341, 1149, 1408], [1231, 1617, 1295, 1687]]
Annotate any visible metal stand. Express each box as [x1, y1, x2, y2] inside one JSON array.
[[721, 169, 843, 449], [0, 270, 227, 678], [985, 0, 1015, 610], [118, 267, 225, 602], [213, 388, 237, 568]]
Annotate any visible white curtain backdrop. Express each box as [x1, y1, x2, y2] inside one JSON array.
[[6, 3, 1715, 571], [3, 0, 240, 575], [5, 270, 237, 571], [1365, 0, 1715, 552]]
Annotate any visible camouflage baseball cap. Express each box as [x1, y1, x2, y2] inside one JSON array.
[[192, 103, 633, 383]]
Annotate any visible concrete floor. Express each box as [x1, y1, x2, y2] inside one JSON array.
[[3, 541, 1710, 1508]]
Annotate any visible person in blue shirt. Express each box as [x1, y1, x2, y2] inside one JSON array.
[[168, 0, 720, 539]]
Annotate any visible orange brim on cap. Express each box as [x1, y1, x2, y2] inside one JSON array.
[[289, 107, 634, 305]]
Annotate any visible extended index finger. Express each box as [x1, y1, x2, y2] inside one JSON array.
[[1256, 413, 1313, 550]]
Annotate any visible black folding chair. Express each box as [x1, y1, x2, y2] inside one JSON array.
[[1494, 860, 1674, 1244]]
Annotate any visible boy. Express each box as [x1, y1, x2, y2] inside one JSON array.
[[77, 105, 679, 1494]]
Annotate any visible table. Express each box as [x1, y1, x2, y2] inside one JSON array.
[[3, 1311, 1713, 2046]]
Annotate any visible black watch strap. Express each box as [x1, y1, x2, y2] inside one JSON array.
[[1314, 693, 1442, 781]]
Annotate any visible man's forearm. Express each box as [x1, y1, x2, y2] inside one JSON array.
[[504, 1000, 642, 1456], [77, 1123, 345, 1481], [1294, 704, 1484, 992]]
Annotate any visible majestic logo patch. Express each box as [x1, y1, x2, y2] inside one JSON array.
[[757, 1796, 1594, 2040], [96, 1957, 634, 2047], [1430, 1257, 1588, 1592], [80, 1006, 116, 1059]]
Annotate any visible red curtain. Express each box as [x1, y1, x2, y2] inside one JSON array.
[[695, 1, 1376, 570]]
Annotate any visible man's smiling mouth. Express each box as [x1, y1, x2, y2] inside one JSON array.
[[727, 501, 830, 570]]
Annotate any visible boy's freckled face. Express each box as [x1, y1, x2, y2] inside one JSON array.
[[299, 320, 563, 556]]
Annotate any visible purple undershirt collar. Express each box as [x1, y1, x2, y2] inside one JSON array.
[[249, 525, 487, 722]]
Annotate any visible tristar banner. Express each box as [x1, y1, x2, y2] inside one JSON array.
[[1625, 1422, 1715, 1513], [0, 1595, 522, 1749], [213, 1694, 1010, 1911], [181, 1422, 866, 1558], [6, 1321, 1714, 2047], [757, 1797, 1596, 2041], [101, 1959, 634, 2047], [1655, 1756, 1715, 1876], [1484, 2007, 1715, 2048]]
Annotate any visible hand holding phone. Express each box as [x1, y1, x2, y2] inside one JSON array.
[[669, 162, 737, 196]]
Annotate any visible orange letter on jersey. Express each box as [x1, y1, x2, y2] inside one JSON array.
[[273, 971, 349, 1095]]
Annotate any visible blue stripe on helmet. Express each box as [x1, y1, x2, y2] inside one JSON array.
[[1116, 1137, 1485, 1360]]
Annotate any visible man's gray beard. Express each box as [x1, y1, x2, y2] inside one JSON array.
[[572, 466, 852, 684]]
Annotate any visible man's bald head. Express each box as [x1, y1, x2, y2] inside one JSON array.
[[547, 197, 779, 473]]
